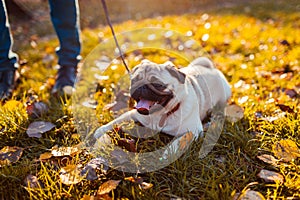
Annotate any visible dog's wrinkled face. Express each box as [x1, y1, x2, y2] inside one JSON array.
[[130, 60, 186, 115]]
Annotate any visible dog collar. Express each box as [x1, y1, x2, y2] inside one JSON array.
[[159, 103, 180, 127], [167, 103, 180, 117]]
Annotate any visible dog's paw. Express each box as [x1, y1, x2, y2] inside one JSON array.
[[94, 125, 110, 139]]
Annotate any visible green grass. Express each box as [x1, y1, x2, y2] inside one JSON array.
[[1, 1, 300, 199]]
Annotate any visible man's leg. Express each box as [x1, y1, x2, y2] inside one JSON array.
[[48, 0, 81, 94], [0, 0, 19, 99]]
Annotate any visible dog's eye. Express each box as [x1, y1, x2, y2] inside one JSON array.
[[151, 83, 166, 90]]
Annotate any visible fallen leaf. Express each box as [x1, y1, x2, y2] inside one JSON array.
[[124, 176, 143, 184], [26, 101, 49, 117], [0, 146, 23, 167], [26, 121, 55, 138], [273, 139, 300, 162], [59, 164, 83, 185], [24, 174, 42, 188], [97, 180, 121, 195], [257, 169, 284, 184], [139, 182, 153, 190], [117, 138, 136, 152], [51, 146, 81, 157], [276, 104, 294, 113], [225, 104, 244, 122], [39, 152, 53, 161], [257, 154, 279, 166], [81, 157, 108, 181], [284, 88, 298, 98], [238, 189, 265, 200], [179, 131, 193, 151]]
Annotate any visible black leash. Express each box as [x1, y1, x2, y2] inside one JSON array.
[[101, 0, 131, 75]]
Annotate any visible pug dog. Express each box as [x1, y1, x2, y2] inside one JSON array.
[[94, 57, 231, 140]]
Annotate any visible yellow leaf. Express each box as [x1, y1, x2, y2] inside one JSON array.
[[39, 152, 53, 161], [51, 146, 81, 157], [273, 139, 300, 162], [179, 131, 193, 151], [59, 165, 83, 185], [97, 180, 121, 195]]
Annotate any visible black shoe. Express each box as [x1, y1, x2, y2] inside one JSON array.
[[51, 65, 77, 96], [0, 69, 18, 100]]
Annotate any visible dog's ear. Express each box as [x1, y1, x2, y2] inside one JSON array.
[[164, 62, 186, 84]]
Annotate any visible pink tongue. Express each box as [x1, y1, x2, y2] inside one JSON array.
[[136, 99, 154, 111]]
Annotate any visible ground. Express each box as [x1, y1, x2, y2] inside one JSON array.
[[0, 0, 299, 199]]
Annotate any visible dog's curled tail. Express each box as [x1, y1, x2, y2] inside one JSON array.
[[189, 57, 214, 69]]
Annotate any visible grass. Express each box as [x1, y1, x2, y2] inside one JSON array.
[[1, 0, 300, 199]]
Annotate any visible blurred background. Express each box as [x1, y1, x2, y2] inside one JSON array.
[[5, 0, 299, 49]]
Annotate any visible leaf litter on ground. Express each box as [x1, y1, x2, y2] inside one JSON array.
[[0, 146, 23, 167], [272, 139, 300, 162], [26, 121, 55, 138]]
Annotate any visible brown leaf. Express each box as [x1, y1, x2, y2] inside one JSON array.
[[257, 154, 279, 166], [26, 101, 49, 118], [124, 176, 144, 184], [238, 189, 265, 200], [117, 138, 136, 152], [0, 146, 23, 167], [51, 146, 82, 157], [59, 165, 83, 185], [26, 121, 55, 138], [39, 152, 53, 161], [276, 104, 294, 113], [97, 180, 121, 195], [225, 104, 244, 122], [257, 169, 284, 184], [273, 139, 300, 162]]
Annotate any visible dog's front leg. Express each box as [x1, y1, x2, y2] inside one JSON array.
[[94, 110, 139, 139]]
